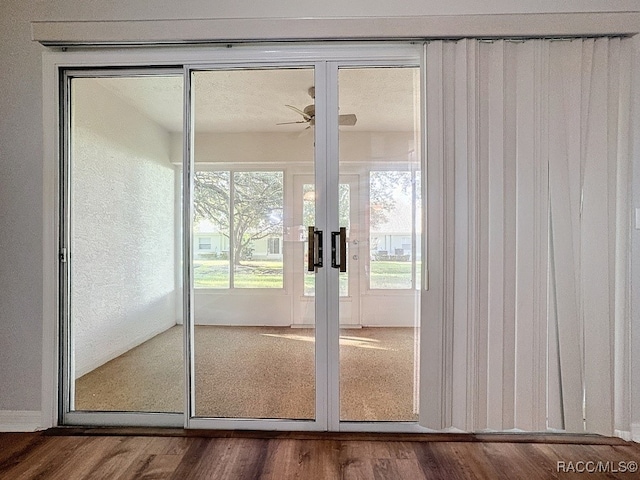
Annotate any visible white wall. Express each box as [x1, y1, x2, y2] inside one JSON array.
[[0, 0, 638, 426], [631, 34, 640, 442], [23, 1, 640, 22], [171, 131, 416, 165], [70, 80, 177, 377]]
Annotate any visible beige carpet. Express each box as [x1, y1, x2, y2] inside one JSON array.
[[75, 326, 418, 422]]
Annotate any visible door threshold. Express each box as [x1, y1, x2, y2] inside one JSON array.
[[43, 427, 627, 445]]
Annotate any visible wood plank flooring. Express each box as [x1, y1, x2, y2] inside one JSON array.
[[1, 430, 639, 479]]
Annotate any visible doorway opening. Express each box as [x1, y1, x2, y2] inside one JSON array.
[[60, 47, 424, 430]]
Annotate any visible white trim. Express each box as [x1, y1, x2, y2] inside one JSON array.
[[46, 43, 422, 431], [188, 417, 325, 432], [0, 411, 42, 432], [633, 423, 640, 443], [183, 64, 194, 428], [327, 61, 351, 430], [40, 44, 421, 72], [615, 429, 632, 441], [65, 412, 183, 428], [31, 13, 640, 47], [614, 37, 633, 446], [339, 422, 428, 433], [42, 52, 61, 431]]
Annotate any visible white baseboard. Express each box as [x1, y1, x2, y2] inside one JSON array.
[[632, 423, 640, 443], [615, 429, 632, 441], [0, 410, 42, 432]]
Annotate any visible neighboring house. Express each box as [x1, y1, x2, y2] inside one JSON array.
[[194, 220, 282, 261]]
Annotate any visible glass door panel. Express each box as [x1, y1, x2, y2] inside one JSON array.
[[67, 74, 184, 415], [337, 66, 422, 422], [191, 68, 316, 420], [301, 180, 352, 299]]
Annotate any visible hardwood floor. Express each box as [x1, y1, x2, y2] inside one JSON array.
[[1, 430, 639, 479]]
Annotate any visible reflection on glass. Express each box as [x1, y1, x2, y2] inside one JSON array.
[[338, 66, 421, 422]]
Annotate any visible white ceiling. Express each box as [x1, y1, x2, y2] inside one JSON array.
[[96, 67, 419, 133]]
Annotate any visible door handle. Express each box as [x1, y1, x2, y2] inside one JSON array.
[[331, 227, 347, 273], [308, 226, 323, 271]]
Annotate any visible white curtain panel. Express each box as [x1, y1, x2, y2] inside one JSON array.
[[420, 38, 631, 435]]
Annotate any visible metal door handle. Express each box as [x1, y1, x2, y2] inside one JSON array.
[[308, 226, 323, 271], [331, 227, 347, 273]]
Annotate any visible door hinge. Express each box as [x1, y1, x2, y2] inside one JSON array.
[[59, 247, 68, 263]]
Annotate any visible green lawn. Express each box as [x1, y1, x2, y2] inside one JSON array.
[[195, 259, 416, 290], [194, 259, 283, 288], [369, 261, 413, 289], [304, 272, 348, 296]]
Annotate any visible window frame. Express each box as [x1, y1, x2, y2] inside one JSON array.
[[193, 166, 286, 291]]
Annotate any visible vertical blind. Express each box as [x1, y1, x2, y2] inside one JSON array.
[[420, 37, 631, 436]]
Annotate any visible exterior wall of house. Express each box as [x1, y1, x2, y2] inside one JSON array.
[[0, 0, 638, 430], [194, 233, 282, 260], [194, 233, 229, 258]]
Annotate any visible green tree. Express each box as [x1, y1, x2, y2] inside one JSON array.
[[194, 171, 283, 265], [302, 183, 350, 229], [302, 172, 415, 231], [369, 171, 413, 229]]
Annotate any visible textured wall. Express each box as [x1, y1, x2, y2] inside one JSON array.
[[70, 79, 177, 377]]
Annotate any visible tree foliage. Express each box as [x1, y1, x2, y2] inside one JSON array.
[[369, 171, 414, 229], [302, 172, 415, 231], [194, 171, 283, 264], [194, 170, 417, 264]]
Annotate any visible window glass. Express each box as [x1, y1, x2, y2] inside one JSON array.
[[193, 170, 283, 289], [233, 171, 284, 288], [369, 171, 414, 290], [194, 171, 231, 288]]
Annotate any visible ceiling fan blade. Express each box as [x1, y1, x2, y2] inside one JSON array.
[[276, 120, 307, 125], [297, 126, 312, 138], [285, 104, 312, 121], [338, 114, 357, 126]]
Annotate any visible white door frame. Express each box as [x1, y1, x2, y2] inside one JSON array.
[[45, 43, 427, 432]]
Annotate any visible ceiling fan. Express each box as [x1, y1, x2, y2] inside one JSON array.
[[277, 86, 357, 128]]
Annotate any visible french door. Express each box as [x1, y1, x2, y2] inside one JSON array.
[[60, 45, 424, 431]]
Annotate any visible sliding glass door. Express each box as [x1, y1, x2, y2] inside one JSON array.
[[188, 67, 320, 425], [336, 66, 422, 424], [61, 71, 185, 426], [185, 58, 423, 430], [60, 44, 424, 431]]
